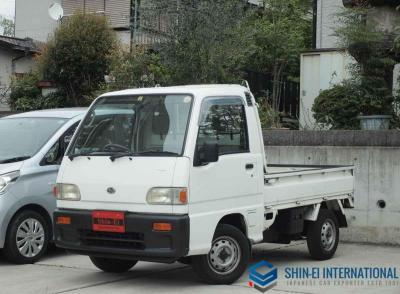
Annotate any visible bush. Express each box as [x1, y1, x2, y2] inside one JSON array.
[[257, 97, 282, 129], [9, 73, 64, 111], [38, 12, 117, 106], [312, 82, 363, 129], [108, 47, 171, 90]]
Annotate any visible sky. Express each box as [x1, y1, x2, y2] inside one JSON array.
[[0, 0, 15, 19]]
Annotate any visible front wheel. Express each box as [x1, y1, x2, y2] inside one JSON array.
[[3, 210, 49, 264], [306, 209, 339, 260], [90, 256, 138, 273], [191, 224, 250, 284]]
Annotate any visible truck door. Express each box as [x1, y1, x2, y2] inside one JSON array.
[[189, 96, 263, 248]]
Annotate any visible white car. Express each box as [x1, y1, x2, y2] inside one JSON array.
[[53, 85, 354, 284]]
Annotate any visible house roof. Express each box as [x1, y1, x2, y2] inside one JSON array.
[[0, 35, 41, 54]]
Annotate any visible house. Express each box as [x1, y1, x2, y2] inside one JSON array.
[[15, 0, 60, 42], [299, 0, 400, 129], [0, 35, 40, 111]]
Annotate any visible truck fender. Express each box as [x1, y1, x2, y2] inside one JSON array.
[[304, 201, 347, 228], [304, 204, 321, 222]]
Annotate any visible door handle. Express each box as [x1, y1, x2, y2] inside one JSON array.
[[245, 163, 254, 170]]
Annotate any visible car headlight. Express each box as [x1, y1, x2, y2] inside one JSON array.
[[146, 187, 188, 205], [0, 171, 20, 194], [54, 183, 81, 201]]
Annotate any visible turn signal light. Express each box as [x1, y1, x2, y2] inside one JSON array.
[[57, 216, 71, 225], [179, 189, 188, 204], [153, 222, 172, 231]]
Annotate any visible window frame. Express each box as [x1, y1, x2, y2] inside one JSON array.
[[67, 93, 194, 158], [195, 95, 250, 157]]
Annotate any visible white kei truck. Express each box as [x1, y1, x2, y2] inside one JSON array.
[[53, 85, 354, 284]]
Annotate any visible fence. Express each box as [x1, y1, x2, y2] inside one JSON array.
[[245, 71, 300, 118]]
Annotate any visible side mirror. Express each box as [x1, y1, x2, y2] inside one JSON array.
[[194, 143, 219, 166], [63, 135, 73, 151], [44, 141, 60, 165]]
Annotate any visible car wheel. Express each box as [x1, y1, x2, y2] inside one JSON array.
[[90, 256, 138, 273], [191, 224, 250, 284], [3, 210, 50, 264], [306, 209, 339, 260]]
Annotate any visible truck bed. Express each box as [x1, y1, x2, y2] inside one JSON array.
[[263, 164, 354, 209]]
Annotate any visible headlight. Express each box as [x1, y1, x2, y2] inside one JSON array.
[[0, 171, 20, 194], [146, 187, 188, 205], [54, 183, 81, 201]]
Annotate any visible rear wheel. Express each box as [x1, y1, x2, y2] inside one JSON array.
[[90, 256, 138, 273], [306, 209, 339, 260], [191, 224, 250, 284], [3, 210, 49, 264]]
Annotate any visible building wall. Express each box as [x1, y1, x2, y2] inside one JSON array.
[[0, 50, 36, 111], [299, 50, 354, 129], [15, 0, 60, 42], [263, 130, 400, 245], [316, 0, 344, 49]]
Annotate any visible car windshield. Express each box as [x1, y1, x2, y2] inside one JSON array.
[[0, 117, 68, 163], [69, 94, 193, 157]]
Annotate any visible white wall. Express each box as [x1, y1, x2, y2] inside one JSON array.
[[299, 50, 354, 129], [316, 0, 344, 49], [15, 0, 60, 42]]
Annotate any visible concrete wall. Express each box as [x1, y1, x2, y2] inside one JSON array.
[[263, 130, 400, 245], [15, 0, 60, 42], [316, 0, 344, 49]]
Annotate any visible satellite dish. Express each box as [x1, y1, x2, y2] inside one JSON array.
[[48, 3, 64, 21]]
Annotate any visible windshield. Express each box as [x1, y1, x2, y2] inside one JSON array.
[[0, 117, 67, 163], [69, 94, 193, 157]]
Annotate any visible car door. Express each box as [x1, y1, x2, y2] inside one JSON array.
[[189, 96, 263, 252], [25, 121, 80, 215]]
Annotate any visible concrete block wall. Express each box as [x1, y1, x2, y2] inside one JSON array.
[[263, 130, 400, 245]]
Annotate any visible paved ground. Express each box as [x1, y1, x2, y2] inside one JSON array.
[[0, 242, 399, 294]]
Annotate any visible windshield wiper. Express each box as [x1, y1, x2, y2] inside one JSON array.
[[136, 151, 179, 157], [68, 152, 100, 161], [109, 152, 135, 162], [0, 156, 31, 164]]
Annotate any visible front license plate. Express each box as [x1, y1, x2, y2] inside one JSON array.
[[92, 211, 125, 233]]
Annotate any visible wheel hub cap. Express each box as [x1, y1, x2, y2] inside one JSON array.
[[208, 236, 241, 275], [16, 218, 45, 258], [321, 219, 336, 251]]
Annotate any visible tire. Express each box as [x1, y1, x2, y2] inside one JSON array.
[[306, 209, 339, 260], [90, 256, 138, 273], [3, 210, 50, 264], [191, 224, 250, 285]]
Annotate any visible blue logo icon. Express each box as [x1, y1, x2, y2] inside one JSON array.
[[248, 261, 278, 292]]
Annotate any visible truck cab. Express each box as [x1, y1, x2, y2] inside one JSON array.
[[54, 85, 354, 284]]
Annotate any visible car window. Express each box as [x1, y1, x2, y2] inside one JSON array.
[[196, 97, 249, 155], [41, 122, 80, 166]]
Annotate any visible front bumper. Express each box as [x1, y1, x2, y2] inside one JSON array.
[[54, 209, 189, 263]]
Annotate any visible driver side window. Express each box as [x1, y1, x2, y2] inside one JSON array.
[[41, 122, 79, 166], [196, 97, 249, 155]]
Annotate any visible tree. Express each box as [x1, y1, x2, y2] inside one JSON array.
[[108, 46, 171, 90], [155, 0, 248, 84], [241, 0, 312, 111], [38, 13, 117, 106], [0, 16, 14, 36]]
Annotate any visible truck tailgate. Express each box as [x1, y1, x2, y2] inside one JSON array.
[[263, 165, 354, 208]]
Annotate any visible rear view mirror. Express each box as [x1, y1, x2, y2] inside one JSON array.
[[194, 143, 219, 166]]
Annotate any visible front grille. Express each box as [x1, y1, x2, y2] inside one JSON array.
[[80, 230, 145, 250]]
